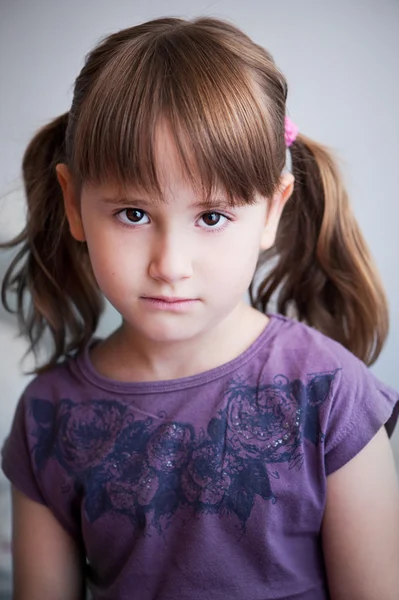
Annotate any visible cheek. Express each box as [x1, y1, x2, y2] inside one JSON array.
[[205, 230, 261, 290], [84, 230, 135, 294]]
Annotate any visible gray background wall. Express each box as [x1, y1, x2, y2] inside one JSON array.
[[0, 1, 398, 582]]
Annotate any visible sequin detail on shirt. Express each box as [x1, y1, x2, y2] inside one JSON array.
[[29, 370, 339, 532]]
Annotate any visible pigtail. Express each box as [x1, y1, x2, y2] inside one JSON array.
[[251, 133, 388, 365], [1, 114, 103, 372]]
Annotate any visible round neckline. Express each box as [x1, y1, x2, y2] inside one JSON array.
[[73, 313, 281, 394]]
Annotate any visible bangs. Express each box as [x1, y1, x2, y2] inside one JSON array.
[[71, 21, 285, 204]]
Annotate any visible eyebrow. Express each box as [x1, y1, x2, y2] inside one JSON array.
[[98, 196, 233, 210]]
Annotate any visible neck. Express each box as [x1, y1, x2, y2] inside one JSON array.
[[90, 302, 269, 383]]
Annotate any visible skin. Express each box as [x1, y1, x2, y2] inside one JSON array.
[[57, 123, 294, 382], [11, 124, 399, 599]]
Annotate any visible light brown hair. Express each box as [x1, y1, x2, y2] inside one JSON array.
[[1, 16, 388, 371]]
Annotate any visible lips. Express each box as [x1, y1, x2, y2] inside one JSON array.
[[140, 296, 199, 312], [142, 296, 195, 303]]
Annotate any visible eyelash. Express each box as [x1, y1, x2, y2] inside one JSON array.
[[114, 209, 232, 232]]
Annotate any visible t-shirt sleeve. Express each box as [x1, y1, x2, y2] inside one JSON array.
[[322, 351, 399, 476], [1, 394, 47, 505]]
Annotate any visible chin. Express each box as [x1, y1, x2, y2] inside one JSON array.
[[131, 319, 200, 344]]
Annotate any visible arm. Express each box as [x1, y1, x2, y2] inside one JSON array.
[[11, 486, 85, 600], [322, 426, 399, 600]]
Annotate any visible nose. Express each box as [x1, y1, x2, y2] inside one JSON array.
[[148, 231, 193, 283]]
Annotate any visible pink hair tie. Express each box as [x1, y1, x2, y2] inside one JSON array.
[[284, 116, 298, 147]]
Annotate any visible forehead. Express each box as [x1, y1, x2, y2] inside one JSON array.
[[152, 123, 193, 189], [83, 122, 234, 206]]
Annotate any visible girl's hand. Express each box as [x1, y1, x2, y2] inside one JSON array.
[[11, 487, 85, 600], [322, 426, 399, 600]]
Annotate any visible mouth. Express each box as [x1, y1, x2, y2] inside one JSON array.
[[140, 296, 199, 312], [143, 296, 196, 303]]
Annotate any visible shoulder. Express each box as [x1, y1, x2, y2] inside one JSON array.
[[267, 313, 360, 366], [9, 351, 94, 440], [22, 348, 90, 402], [263, 314, 399, 469], [266, 314, 390, 387], [268, 312, 399, 400]]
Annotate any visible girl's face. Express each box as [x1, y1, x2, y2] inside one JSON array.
[[58, 125, 293, 346]]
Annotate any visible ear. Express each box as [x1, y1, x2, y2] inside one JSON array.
[[260, 172, 294, 251], [55, 163, 86, 242]]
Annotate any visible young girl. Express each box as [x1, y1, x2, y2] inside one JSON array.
[[1, 16, 398, 600]]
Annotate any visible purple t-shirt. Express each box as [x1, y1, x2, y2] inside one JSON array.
[[2, 314, 399, 600]]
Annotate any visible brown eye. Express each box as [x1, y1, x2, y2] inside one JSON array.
[[202, 212, 222, 226], [116, 208, 150, 227], [117, 208, 150, 226], [125, 209, 145, 222]]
